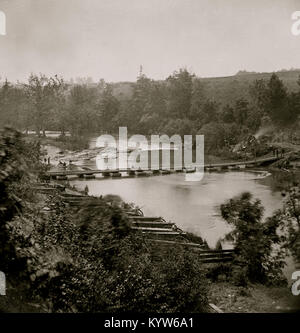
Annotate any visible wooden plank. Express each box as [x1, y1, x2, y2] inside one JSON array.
[[146, 239, 205, 248], [131, 227, 178, 232], [196, 249, 235, 254], [142, 231, 185, 235], [209, 303, 223, 313], [198, 253, 234, 259], [199, 257, 233, 263], [129, 216, 162, 221], [131, 221, 174, 227]]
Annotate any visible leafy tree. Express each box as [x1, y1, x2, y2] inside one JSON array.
[[249, 74, 300, 126], [234, 98, 249, 126], [0, 128, 45, 275], [198, 122, 226, 153], [128, 70, 152, 132], [249, 79, 268, 112], [244, 106, 263, 131], [163, 118, 194, 137], [220, 104, 235, 123], [50, 82, 68, 135], [222, 123, 241, 146], [67, 84, 98, 136], [139, 81, 167, 134], [190, 78, 206, 122], [25, 74, 65, 136], [267, 74, 289, 124], [286, 91, 300, 125], [98, 83, 120, 133], [269, 186, 300, 264], [166, 68, 194, 119], [221, 192, 286, 285], [198, 100, 219, 126], [0, 80, 29, 131]]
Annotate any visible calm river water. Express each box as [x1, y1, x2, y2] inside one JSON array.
[[43, 136, 283, 248], [70, 170, 283, 248]]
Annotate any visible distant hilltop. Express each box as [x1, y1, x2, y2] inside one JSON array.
[[235, 68, 300, 76], [235, 70, 260, 76], [108, 68, 300, 106], [4, 68, 300, 107]]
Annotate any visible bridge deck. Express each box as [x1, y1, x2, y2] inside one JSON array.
[[46, 156, 281, 177]]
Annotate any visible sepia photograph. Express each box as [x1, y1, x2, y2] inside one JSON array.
[[0, 0, 300, 324]]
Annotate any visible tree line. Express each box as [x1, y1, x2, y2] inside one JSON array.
[[1, 69, 300, 153]]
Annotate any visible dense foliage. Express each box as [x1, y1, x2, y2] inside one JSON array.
[[0, 128, 46, 274], [220, 192, 286, 286], [0, 128, 209, 312], [1, 69, 300, 155], [270, 185, 300, 264]]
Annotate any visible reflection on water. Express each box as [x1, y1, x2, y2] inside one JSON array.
[[70, 170, 283, 248]]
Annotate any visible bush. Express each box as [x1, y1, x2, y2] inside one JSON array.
[[220, 192, 286, 285], [206, 263, 232, 282], [231, 267, 248, 287]]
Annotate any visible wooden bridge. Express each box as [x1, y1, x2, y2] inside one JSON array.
[[45, 155, 282, 180]]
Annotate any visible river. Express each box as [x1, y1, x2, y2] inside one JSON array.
[[43, 136, 284, 248], [70, 170, 283, 248]]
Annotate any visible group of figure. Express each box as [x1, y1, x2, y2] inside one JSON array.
[[58, 160, 74, 169], [58, 161, 67, 168], [272, 147, 285, 158], [43, 156, 51, 164]]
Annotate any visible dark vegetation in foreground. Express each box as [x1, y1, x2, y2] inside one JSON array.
[[0, 128, 299, 312]]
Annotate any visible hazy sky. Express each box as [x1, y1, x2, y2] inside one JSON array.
[[0, 0, 300, 82]]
